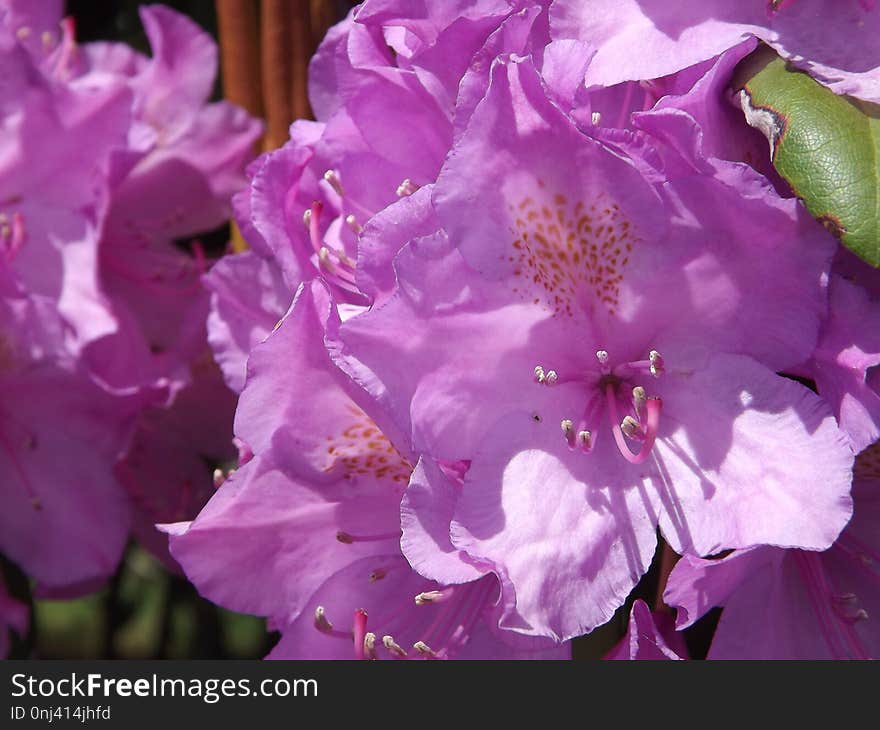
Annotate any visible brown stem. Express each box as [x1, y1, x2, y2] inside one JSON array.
[[261, 0, 294, 151], [290, 1, 314, 120], [653, 539, 680, 613], [215, 0, 263, 252], [215, 0, 264, 119], [310, 0, 341, 50]]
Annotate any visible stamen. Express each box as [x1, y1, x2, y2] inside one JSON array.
[[413, 641, 437, 657], [620, 415, 644, 441], [396, 179, 420, 197], [607, 385, 662, 464], [415, 588, 454, 606], [323, 169, 345, 197], [561, 419, 576, 449], [353, 609, 368, 660], [591, 112, 602, 126], [576, 430, 593, 452], [649, 350, 664, 377], [16, 27, 31, 40], [632, 386, 646, 416], [212, 468, 226, 488], [596, 350, 609, 365], [382, 635, 408, 658], [364, 632, 378, 660], [345, 214, 362, 234], [306, 201, 324, 255], [533, 364, 559, 386], [831, 594, 869, 624], [369, 568, 387, 582], [318, 248, 358, 286], [314, 606, 334, 634]]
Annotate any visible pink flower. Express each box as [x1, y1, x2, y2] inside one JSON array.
[[116, 355, 238, 572], [799, 260, 880, 454], [664, 444, 880, 660], [0, 274, 146, 589], [334, 55, 853, 640], [169, 280, 566, 659], [552, 0, 880, 103]]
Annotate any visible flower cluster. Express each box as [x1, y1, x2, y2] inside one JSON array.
[[6, 1, 877, 660], [0, 0, 259, 637], [165, 0, 880, 659], [165, 0, 880, 658]]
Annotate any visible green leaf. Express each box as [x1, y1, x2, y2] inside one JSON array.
[[733, 46, 880, 266]]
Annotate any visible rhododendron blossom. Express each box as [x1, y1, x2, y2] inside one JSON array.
[[169, 281, 566, 659], [553, 0, 880, 103], [665, 445, 880, 659], [5, 0, 879, 663], [335, 55, 854, 640]]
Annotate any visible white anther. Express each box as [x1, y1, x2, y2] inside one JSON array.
[[534, 364, 557, 386], [577, 430, 592, 449], [364, 632, 377, 659], [413, 641, 437, 657], [415, 590, 447, 605], [396, 178, 420, 197], [383, 635, 408, 657], [212, 468, 226, 488], [323, 169, 345, 197], [561, 419, 574, 437], [649, 350, 664, 377], [632, 386, 646, 413], [302, 208, 312, 228], [345, 213, 362, 234], [620, 415, 643, 440], [41, 30, 54, 48], [314, 606, 334, 633], [16, 27, 31, 40], [596, 350, 609, 365], [591, 111, 602, 126]]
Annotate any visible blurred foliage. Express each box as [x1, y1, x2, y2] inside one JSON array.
[[26, 546, 275, 660]]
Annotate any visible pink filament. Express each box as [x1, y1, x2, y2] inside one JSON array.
[[352, 609, 368, 660], [606, 384, 661, 464]]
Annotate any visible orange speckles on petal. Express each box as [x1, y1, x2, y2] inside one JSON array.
[[323, 405, 412, 485], [507, 189, 638, 318]]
